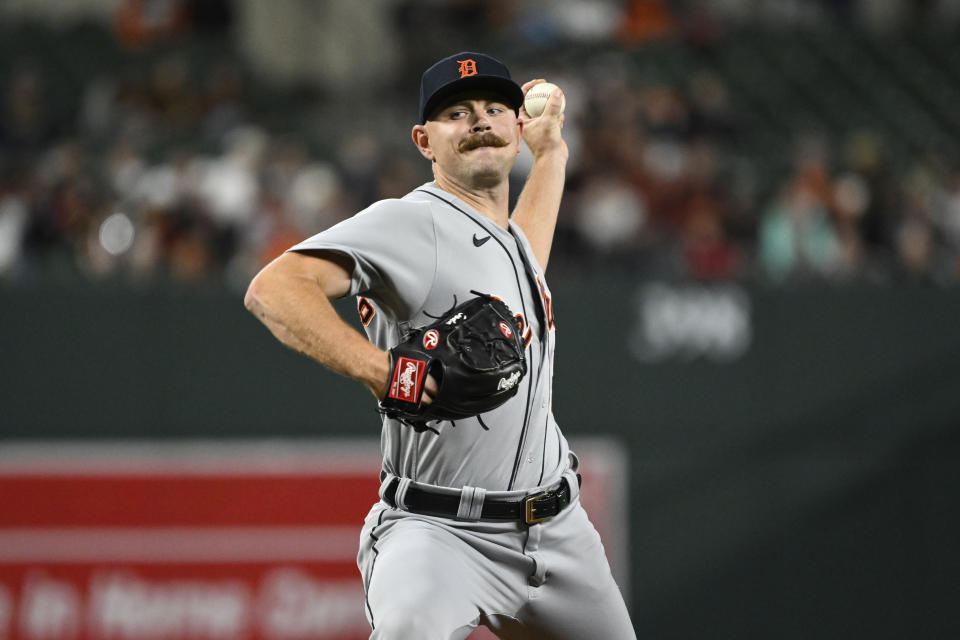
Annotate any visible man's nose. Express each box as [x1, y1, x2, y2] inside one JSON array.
[[471, 114, 491, 132]]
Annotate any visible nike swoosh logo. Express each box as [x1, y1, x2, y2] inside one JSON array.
[[473, 234, 491, 247]]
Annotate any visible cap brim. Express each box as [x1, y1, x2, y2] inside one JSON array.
[[422, 75, 524, 124]]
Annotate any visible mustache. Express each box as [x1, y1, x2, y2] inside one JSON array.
[[458, 133, 508, 152]]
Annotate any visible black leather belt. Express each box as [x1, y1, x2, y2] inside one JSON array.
[[383, 475, 578, 525]]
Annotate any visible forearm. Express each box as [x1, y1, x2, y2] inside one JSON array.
[[512, 149, 567, 272], [245, 269, 390, 398]]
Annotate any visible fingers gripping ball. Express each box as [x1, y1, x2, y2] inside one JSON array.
[[379, 294, 527, 430], [524, 82, 565, 118]]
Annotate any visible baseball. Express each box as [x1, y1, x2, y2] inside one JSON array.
[[524, 82, 565, 118]]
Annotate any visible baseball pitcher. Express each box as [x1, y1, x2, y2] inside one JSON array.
[[245, 52, 636, 639]]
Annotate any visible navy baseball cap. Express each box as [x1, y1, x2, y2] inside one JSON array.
[[419, 52, 524, 124]]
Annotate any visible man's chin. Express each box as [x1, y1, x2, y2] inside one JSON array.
[[468, 163, 512, 188]]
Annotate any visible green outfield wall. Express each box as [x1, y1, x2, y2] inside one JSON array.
[[2, 280, 959, 639]]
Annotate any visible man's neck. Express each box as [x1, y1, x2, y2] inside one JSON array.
[[433, 174, 510, 229]]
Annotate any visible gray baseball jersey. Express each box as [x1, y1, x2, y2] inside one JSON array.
[[290, 181, 567, 492], [289, 181, 636, 638]]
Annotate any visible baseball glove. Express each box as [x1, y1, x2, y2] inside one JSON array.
[[379, 292, 527, 429]]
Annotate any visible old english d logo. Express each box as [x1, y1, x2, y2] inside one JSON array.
[[457, 59, 478, 78]]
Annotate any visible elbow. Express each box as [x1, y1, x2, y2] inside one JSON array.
[[244, 268, 272, 317], [244, 251, 345, 320], [243, 282, 258, 315]]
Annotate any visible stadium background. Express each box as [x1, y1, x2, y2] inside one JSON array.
[[2, 0, 959, 638]]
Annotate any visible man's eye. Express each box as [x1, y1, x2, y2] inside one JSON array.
[[488, 107, 504, 115], [450, 110, 468, 119]]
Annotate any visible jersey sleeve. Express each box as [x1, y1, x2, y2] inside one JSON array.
[[287, 199, 437, 318]]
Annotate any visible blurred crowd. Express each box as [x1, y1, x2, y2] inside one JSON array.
[[3, 0, 960, 289]]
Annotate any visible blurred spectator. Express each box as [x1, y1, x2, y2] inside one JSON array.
[[1, 63, 53, 148], [619, 0, 675, 44], [201, 60, 247, 141], [759, 179, 840, 283], [831, 172, 871, 280], [896, 162, 960, 283], [574, 173, 648, 265], [686, 71, 736, 139], [0, 173, 30, 276], [933, 171, 960, 263], [114, 0, 189, 49], [678, 191, 741, 281], [517, 0, 622, 46], [896, 216, 935, 281]]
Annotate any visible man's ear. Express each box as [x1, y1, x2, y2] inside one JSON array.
[[411, 125, 435, 162], [515, 117, 523, 156]]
